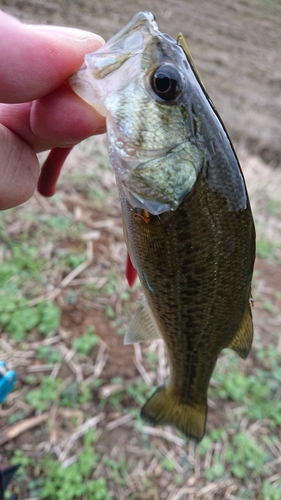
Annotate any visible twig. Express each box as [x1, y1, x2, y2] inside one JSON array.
[[49, 404, 58, 445], [0, 413, 49, 445], [50, 363, 61, 380], [134, 344, 152, 386], [140, 425, 185, 447], [58, 413, 104, 462], [83, 343, 107, 385], [156, 339, 168, 385], [0, 338, 14, 353], [27, 364, 56, 373], [61, 455, 78, 468], [28, 335, 61, 349], [58, 342, 83, 382], [59, 240, 93, 288], [99, 375, 147, 398], [63, 277, 107, 287], [106, 413, 132, 431]]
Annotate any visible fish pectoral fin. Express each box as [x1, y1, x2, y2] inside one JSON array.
[[141, 386, 207, 441], [124, 296, 162, 344], [227, 302, 253, 359]]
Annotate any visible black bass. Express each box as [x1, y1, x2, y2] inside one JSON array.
[[69, 12, 255, 440]]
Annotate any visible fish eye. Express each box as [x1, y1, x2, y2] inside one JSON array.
[[150, 64, 182, 102]]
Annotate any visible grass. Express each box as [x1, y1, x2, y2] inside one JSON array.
[[0, 138, 281, 499], [9, 431, 112, 500], [72, 326, 100, 356]]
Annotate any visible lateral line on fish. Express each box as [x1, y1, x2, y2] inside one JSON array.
[[156, 214, 177, 274], [183, 184, 222, 398]]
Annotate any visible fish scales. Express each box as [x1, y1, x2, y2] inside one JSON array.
[[119, 171, 254, 398], [69, 11, 256, 440]]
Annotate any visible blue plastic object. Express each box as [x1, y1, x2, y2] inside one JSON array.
[[0, 362, 17, 403]]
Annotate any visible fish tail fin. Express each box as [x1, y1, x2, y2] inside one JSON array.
[[141, 386, 207, 441]]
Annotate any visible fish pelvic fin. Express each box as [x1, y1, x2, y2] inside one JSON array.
[[124, 296, 162, 344], [141, 386, 207, 441], [227, 302, 253, 359]]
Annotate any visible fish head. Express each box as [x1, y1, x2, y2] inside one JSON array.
[[69, 12, 205, 215]]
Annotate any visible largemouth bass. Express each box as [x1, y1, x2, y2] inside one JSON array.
[[69, 12, 256, 440]]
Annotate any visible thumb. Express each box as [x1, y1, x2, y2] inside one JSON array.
[[0, 124, 39, 209]]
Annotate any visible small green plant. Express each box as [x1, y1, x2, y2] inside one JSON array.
[[103, 272, 119, 295], [0, 296, 60, 340], [211, 347, 281, 428], [261, 479, 281, 500], [26, 377, 63, 411], [103, 456, 129, 487], [36, 345, 63, 364], [45, 215, 72, 231], [78, 383, 93, 404], [105, 304, 116, 319], [57, 249, 87, 269], [7, 431, 112, 499], [36, 301, 61, 336], [72, 325, 100, 355], [126, 379, 149, 406], [39, 430, 113, 500], [256, 238, 281, 263], [204, 459, 225, 481], [226, 432, 269, 479], [59, 381, 79, 408], [0, 295, 40, 340], [161, 456, 177, 472], [10, 449, 35, 471], [0, 242, 45, 283]]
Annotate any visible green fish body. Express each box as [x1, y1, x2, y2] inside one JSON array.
[[69, 12, 256, 440]]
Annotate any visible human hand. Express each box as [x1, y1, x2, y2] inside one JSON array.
[[0, 10, 106, 209]]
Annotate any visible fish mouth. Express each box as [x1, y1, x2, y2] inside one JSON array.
[[68, 12, 160, 116]]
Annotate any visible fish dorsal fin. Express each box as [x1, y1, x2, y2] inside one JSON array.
[[124, 296, 162, 345], [227, 302, 253, 359], [177, 33, 206, 90]]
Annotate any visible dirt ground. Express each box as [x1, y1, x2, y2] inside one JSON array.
[[0, 1, 281, 499], [2, 0, 281, 165]]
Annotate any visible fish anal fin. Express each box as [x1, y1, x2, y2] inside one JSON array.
[[141, 386, 207, 441], [227, 303, 253, 359], [124, 296, 162, 345]]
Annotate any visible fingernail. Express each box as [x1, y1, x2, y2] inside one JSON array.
[[30, 25, 105, 45]]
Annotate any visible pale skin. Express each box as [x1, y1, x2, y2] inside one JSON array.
[[0, 10, 106, 210]]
